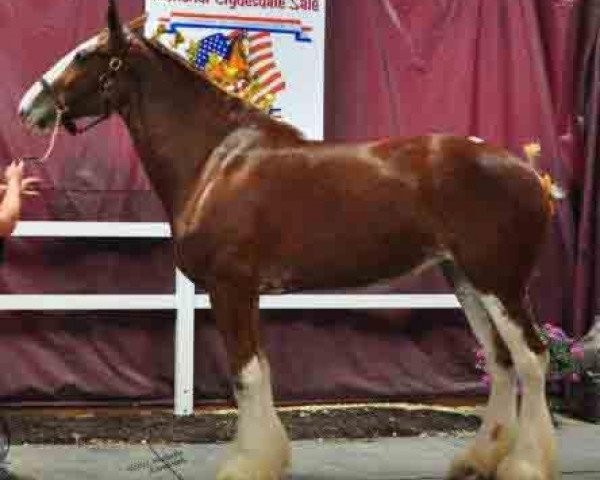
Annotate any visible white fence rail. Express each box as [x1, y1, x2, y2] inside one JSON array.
[[7, 221, 460, 415]]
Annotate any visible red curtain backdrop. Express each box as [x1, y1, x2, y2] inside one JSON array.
[[0, 0, 584, 405], [573, 0, 600, 338]]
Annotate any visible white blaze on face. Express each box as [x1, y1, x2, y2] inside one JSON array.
[[18, 35, 100, 124]]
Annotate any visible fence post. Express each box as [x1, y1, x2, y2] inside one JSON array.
[[174, 268, 196, 416]]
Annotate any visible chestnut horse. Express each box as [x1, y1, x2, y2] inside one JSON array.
[[18, 2, 560, 479]]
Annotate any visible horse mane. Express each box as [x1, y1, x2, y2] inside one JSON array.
[[126, 15, 246, 95], [140, 35, 219, 86], [133, 28, 304, 140]]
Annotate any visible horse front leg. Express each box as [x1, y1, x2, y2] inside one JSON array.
[[209, 279, 290, 480]]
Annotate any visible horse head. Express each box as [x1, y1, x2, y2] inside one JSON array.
[[18, 0, 141, 135]]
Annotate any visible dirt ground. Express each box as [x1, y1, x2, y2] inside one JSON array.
[[2, 403, 481, 445]]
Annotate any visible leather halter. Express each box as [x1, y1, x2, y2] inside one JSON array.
[[39, 46, 128, 135]]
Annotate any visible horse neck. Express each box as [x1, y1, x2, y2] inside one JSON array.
[[120, 42, 253, 219]]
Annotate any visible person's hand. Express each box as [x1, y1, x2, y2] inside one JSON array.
[[0, 177, 41, 197], [4, 160, 24, 185], [20, 177, 41, 196], [1, 161, 40, 197]]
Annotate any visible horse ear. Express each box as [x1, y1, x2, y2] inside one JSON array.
[[107, 0, 126, 50]]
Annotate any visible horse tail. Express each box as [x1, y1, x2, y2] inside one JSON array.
[[522, 143, 565, 216], [542, 175, 566, 201]]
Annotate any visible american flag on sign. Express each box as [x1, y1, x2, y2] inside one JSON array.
[[194, 33, 232, 69], [243, 31, 286, 104], [185, 29, 287, 107]]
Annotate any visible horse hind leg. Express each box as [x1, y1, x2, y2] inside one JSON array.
[[481, 294, 559, 480], [209, 280, 290, 480], [441, 260, 519, 480]]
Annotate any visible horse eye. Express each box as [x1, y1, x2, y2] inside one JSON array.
[[73, 51, 86, 64]]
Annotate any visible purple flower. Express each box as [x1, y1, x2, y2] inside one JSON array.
[[543, 322, 569, 341]]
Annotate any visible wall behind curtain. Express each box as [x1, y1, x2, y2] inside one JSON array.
[[0, 0, 581, 404]]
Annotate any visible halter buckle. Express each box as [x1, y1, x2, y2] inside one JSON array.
[[109, 57, 123, 72]]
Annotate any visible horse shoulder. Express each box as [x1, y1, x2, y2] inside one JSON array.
[[173, 129, 261, 237]]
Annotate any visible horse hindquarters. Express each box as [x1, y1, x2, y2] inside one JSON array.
[[428, 148, 552, 301], [440, 165, 552, 381], [431, 144, 557, 478]]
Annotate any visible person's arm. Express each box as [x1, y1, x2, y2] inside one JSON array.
[[0, 162, 24, 236], [0, 161, 39, 237]]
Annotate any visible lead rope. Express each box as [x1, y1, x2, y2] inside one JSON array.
[[21, 108, 63, 163]]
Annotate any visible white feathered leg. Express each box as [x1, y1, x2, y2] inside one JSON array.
[[217, 355, 290, 480], [482, 295, 559, 480], [443, 263, 518, 480]]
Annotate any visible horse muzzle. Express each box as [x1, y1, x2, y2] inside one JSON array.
[[18, 82, 58, 134]]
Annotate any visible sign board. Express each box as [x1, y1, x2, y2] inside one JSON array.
[[145, 0, 326, 140]]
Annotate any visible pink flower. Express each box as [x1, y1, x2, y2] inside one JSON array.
[[570, 373, 581, 382], [482, 374, 491, 386], [570, 344, 584, 360]]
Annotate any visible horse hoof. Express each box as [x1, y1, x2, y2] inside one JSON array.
[[447, 425, 516, 480], [446, 448, 498, 480], [495, 459, 544, 480], [496, 452, 558, 480], [216, 453, 287, 480], [445, 462, 491, 480]]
